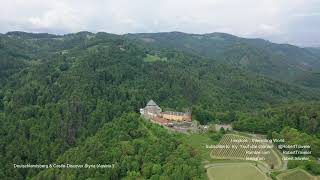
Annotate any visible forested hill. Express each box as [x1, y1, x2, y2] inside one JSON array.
[[127, 32, 320, 88], [1, 31, 319, 111], [0, 31, 320, 179]]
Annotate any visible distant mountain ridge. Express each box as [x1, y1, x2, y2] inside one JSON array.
[[126, 32, 320, 88], [2, 30, 320, 88], [5, 31, 60, 39]]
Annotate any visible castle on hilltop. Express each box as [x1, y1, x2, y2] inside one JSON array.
[[140, 100, 192, 124]]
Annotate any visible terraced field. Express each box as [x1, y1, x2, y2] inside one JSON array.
[[211, 134, 282, 169]]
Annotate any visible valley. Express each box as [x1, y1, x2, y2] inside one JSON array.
[[0, 31, 320, 179]]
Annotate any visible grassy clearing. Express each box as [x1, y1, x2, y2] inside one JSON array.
[[179, 132, 219, 161], [207, 163, 271, 180], [143, 54, 167, 62], [276, 169, 319, 180]]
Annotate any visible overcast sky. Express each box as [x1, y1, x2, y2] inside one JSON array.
[[1, 0, 319, 47]]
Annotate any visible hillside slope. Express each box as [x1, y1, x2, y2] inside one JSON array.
[[1, 31, 320, 179], [127, 32, 320, 88]]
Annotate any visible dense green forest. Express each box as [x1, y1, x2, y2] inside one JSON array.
[[127, 32, 320, 88], [0, 31, 320, 179], [8, 113, 205, 179]]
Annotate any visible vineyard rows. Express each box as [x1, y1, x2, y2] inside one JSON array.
[[211, 134, 281, 169]]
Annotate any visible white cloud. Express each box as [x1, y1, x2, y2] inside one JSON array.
[[292, 12, 320, 17], [28, 3, 82, 31], [0, 0, 319, 46], [258, 24, 281, 34]]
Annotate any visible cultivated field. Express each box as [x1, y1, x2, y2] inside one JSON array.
[[211, 134, 282, 169], [207, 163, 271, 180], [276, 169, 320, 180]]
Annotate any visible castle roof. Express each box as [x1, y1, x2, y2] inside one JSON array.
[[146, 100, 158, 106]]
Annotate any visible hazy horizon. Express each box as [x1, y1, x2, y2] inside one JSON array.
[[1, 0, 320, 47]]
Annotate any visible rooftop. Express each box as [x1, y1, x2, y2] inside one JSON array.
[[146, 99, 158, 106]]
